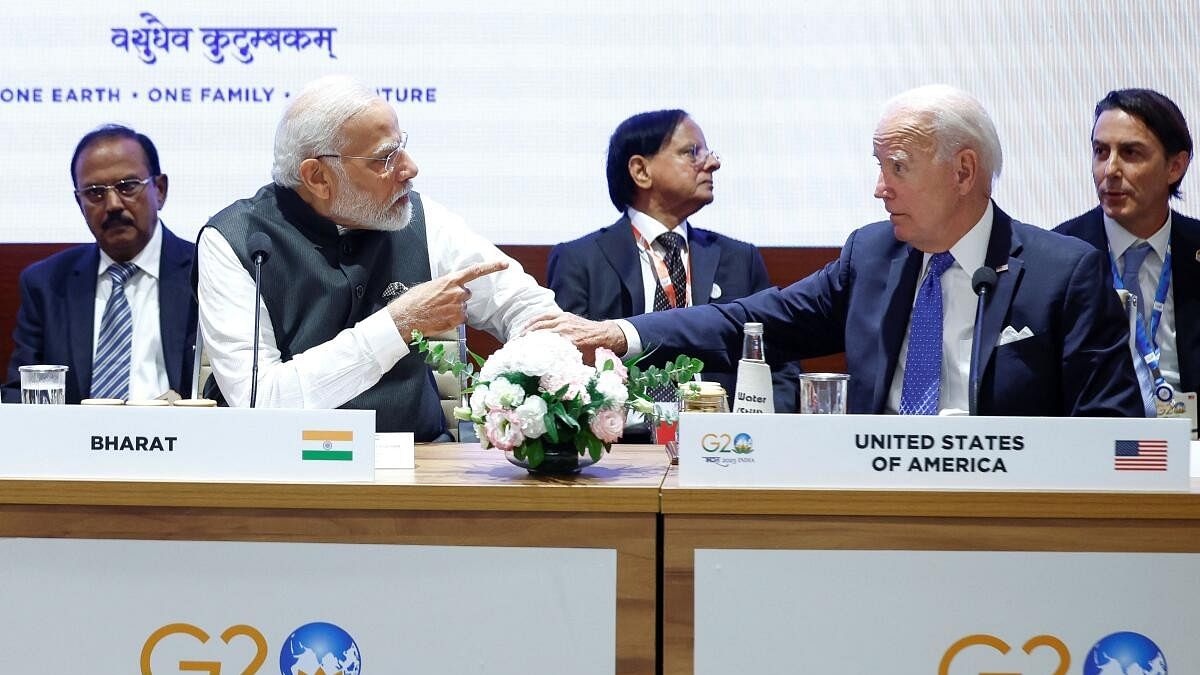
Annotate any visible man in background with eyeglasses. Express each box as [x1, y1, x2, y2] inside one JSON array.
[[196, 75, 559, 440], [2, 124, 197, 404], [546, 110, 801, 423]]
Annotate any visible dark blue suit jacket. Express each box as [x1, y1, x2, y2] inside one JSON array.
[[2, 226, 197, 403], [1055, 206, 1200, 393], [547, 216, 802, 412], [628, 204, 1144, 416]]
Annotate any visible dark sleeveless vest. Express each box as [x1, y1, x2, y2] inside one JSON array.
[[206, 184, 445, 439]]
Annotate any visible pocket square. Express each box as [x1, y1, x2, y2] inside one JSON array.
[[998, 325, 1034, 346]]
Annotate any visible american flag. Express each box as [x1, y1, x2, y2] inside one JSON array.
[[1114, 440, 1168, 471]]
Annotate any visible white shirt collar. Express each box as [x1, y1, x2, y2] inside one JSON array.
[[627, 207, 690, 249], [923, 201, 993, 275], [96, 220, 163, 280], [1103, 211, 1172, 260]]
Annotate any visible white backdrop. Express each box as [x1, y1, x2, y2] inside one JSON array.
[[2, 1, 1198, 246]]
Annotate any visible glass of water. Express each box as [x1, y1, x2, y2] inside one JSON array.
[[19, 365, 68, 404], [798, 373, 849, 414]]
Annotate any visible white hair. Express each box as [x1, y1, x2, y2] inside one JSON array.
[[272, 75, 380, 188], [882, 85, 1003, 189]]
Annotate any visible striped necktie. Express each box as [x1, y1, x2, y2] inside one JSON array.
[[649, 231, 688, 402], [652, 231, 688, 312], [91, 262, 139, 400]]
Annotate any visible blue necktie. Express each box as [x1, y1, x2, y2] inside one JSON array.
[[91, 262, 139, 400], [899, 252, 954, 415], [1121, 242, 1153, 323]]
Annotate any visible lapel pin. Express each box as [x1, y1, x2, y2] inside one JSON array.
[[1194, 249, 1200, 263], [711, 283, 722, 299]]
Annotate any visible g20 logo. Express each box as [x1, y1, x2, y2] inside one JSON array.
[[938, 631, 1165, 675], [701, 432, 753, 454], [140, 621, 360, 675]]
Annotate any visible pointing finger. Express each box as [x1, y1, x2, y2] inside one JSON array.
[[450, 260, 509, 285]]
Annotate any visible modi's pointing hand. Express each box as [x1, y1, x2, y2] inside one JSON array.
[[389, 260, 509, 337]]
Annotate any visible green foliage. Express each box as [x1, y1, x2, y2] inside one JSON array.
[[624, 349, 705, 404], [411, 330, 480, 381]]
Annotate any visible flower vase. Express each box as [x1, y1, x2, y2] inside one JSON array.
[[505, 440, 598, 475]]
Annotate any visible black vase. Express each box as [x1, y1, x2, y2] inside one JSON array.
[[504, 440, 599, 475]]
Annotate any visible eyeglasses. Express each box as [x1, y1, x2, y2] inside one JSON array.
[[74, 176, 156, 204], [318, 131, 410, 175], [685, 144, 720, 167]]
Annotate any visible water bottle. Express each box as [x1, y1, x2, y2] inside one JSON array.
[[742, 322, 765, 361], [734, 322, 773, 413]]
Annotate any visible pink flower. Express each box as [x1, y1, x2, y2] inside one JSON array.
[[588, 406, 625, 444], [484, 409, 525, 451], [594, 348, 628, 382]]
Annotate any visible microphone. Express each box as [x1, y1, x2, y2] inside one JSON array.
[[968, 267, 998, 416], [247, 231, 273, 408]]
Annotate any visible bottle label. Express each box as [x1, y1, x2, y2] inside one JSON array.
[[734, 359, 774, 414]]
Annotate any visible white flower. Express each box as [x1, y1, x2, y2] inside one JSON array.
[[484, 376, 526, 409], [628, 397, 656, 416], [469, 383, 490, 417], [513, 395, 549, 438], [594, 370, 628, 406], [480, 331, 583, 381], [540, 363, 594, 403]]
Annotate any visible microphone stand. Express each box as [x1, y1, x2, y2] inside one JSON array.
[[250, 252, 264, 409], [969, 267, 997, 416]]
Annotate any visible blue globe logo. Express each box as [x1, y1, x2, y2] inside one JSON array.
[[1083, 631, 1165, 675], [732, 433, 753, 454], [279, 622, 361, 675]]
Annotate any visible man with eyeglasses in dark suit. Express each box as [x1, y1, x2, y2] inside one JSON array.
[[2, 124, 197, 403], [547, 109, 801, 423]]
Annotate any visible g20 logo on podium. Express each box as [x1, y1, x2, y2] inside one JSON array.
[[938, 631, 1165, 675], [701, 432, 754, 454], [140, 621, 361, 675]]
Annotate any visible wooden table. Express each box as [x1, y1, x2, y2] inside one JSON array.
[[0, 442, 670, 674], [659, 468, 1200, 674]]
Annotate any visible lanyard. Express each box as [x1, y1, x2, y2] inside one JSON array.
[[632, 228, 692, 309], [1109, 243, 1174, 401]]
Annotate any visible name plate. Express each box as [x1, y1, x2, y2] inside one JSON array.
[[678, 413, 1190, 491], [0, 405, 375, 482]]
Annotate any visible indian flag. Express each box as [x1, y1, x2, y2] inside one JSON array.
[[302, 430, 354, 461]]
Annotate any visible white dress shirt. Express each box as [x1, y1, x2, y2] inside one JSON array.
[[1104, 212, 1179, 389], [884, 202, 994, 414], [197, 194, 559, 409], [93, 221, 169, 399], [628, 208, 692, 310]]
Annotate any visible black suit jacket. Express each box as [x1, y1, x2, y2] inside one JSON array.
[[1055, 206, 1200, 393], [628, 204, 1144, 416], [2, 226, 197, 403], [547, 216, 802, 412]]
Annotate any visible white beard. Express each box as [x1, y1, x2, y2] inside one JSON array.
[[329, 173, 414, 232]]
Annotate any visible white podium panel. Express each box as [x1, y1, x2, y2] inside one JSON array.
[[678, 413, 1190, 491], [0, 405, 375, 482], [0, 538, 616, 674], [695, 549, 1198, 675]]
